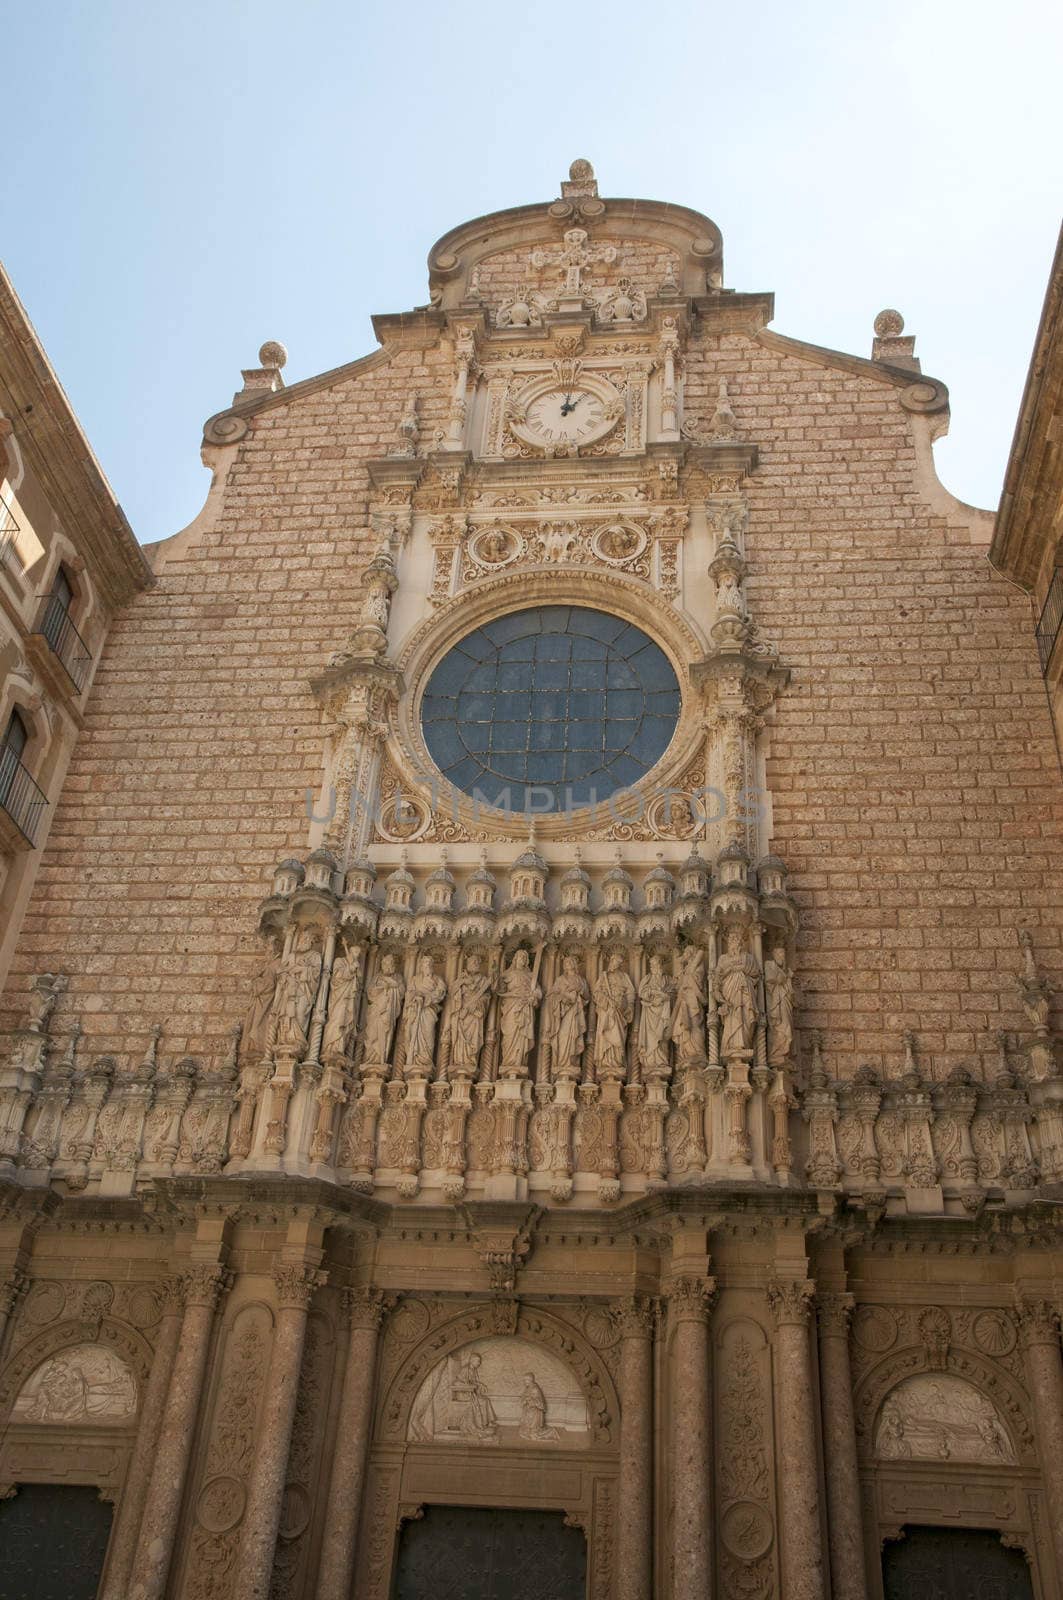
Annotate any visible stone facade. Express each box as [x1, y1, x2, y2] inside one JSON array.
[[0, 162, 1061, 1598]]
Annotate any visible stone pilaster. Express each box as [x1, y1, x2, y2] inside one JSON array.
[[816, 1293, 867, 1600], [1015, 1294, 1063, 1585], [128, 1265, 231, 1600], [315, 1287, 391, 1600], [232, 1262, 326, 1600], [769, 1278, 825, 1600], [616, 1296, 656, 1600], [100, 1277, 185, 1600], [670, 1275, 716, 1600], [0, 1268, 27, 1363]]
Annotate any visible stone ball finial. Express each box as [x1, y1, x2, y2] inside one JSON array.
[[258, 340, 288, 370], [569, 158, 594, 181], [873, 309, 904, 338]]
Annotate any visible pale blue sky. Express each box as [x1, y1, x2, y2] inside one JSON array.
[[4, 1, 1061, 542]]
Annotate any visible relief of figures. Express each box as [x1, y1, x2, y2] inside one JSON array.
[[874, 1375, 1016, 1465], [408, 1337, 588, 1447], [13, 1344, 137, 1424]]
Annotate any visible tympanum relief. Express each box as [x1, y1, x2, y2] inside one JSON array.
[[408, 1337, 589, 1448], [874, 1375, 1016, 1466], [12, 1343, 137, 1424]]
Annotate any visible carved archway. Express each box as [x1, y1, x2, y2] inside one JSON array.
[[853, 1346, 1035, 1466], [376, 1301, 619, 1448], [0, 1316, 153, 1425]]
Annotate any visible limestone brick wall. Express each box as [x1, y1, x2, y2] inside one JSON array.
[[1, 320, 1059, 1090], [475, 237, 681, 304]]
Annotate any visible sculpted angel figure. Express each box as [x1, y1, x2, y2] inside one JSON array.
[[400, 954, 447, 1075], [361, 953, 406, 1067], [445, 952, 493, 1077], [498, 949, 542, 1078], [714, 929, 761, 1059], [593, 953, 636, 1080], [670, 945, 707, 1065], [764, 944, 794, 1066], [274, 937, 322, 1051], [243, 948, 284, 1057], [321, 947, 364, 1060], [638, 954, 676, 1077], [542, 955, 590, 1081]]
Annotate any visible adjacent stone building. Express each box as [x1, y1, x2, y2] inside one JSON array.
[[0, 162, 1060, 1600]]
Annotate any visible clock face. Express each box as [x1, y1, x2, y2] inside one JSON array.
[[524, 386, 608, 446]]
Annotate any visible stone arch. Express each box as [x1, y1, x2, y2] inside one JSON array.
[[0, 1317, 153, 1426], [377, 1302, 619, 1447], [853, 1346, 1035, 1467]]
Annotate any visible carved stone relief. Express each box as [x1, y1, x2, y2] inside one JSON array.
[[11, 1343, 137, 1423], [874, 1373, 1017, 1465], [408, 1336, 589, 1448]]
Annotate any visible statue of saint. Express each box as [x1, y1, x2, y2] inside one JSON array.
[[714, 929, 761, 1059], [446, 953, 493, 1076], [400, 954, 447, 1075], [671, 946, 706, 1065], [274, 938, 322, 1051], [498, 949, 541, 1078], [361, 953, 406, 1067], [592, 953, 635, 1080], [321, 947, 364, 1060], [243, 950, 283, 1057], [541, 955, 589, 1080], [637, 955, 675, 1076], [764, 944, 794, 1066]]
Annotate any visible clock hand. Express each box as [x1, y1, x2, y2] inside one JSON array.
[[559, 394, 580, 416]]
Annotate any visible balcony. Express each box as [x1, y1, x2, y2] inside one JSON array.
[[0, 744, 47, 849], [36, 595, 91, 693], [1036, 568, 1063, 676]]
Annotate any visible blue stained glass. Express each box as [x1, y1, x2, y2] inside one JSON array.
[[421, 605, 680, 814]]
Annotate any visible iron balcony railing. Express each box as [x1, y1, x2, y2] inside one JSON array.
[[0, 743, 47, 846], [1037, 569, 1063, 676], [38, 595, 91, 692]]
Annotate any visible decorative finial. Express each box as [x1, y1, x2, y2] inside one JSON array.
[[560, 159, 599, 201], [873, 309, 904, 338], [569, 158, 594, 182], [258, 340, 288, 370]]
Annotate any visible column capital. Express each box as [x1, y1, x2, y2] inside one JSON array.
[[615, 1294, 658, 1340], [816, 1290, 854, 1338], [1014, 1291, 1061, 1348], [768, 1276, 816, 1328], [274, 1263, 328, 1310], [343, 1286, 394, 1329], [668, 1275, 717, 1324], [182, 1264, 232, 1309], [158, 1275, 186, 1318]]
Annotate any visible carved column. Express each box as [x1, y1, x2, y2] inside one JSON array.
[[617, 1296, 656, 1600], [232, 1262, 326, 1600], [816, 1293, 867, 1600], [129, 1265, 231, 1600], [769, 1279, 825, 1600], [1015, 1295, 1063, 1584], [670, 1276, 716, 1600], [316, 1287, 390, 1600], [100, 1277, 185, 1600], [0, 1268, 27, 1362]]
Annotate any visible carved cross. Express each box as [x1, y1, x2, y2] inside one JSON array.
[[531, 228, 617, 295]]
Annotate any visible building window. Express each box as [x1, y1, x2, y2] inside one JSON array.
[[38, 562, 91, 692], [0, 707, 47, 846], [420, 605, 681, 814]]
